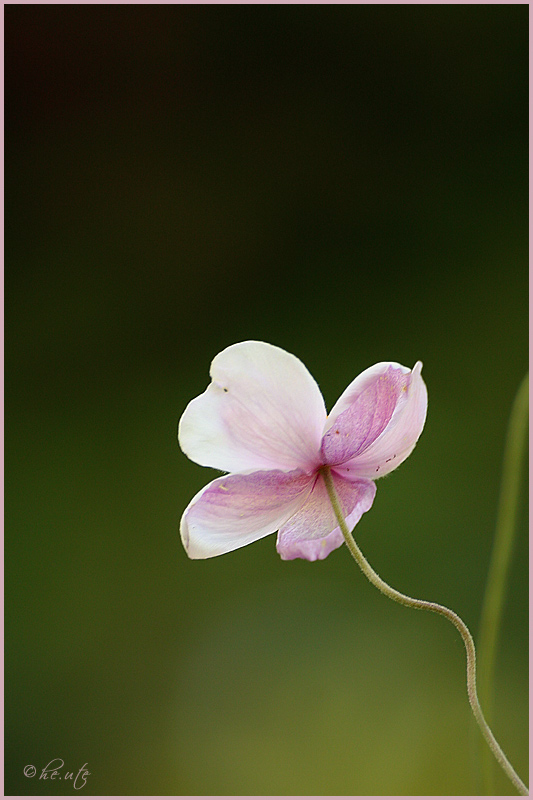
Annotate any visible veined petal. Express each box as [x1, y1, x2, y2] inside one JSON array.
[[277, 527, 345, 561], [181, 469, 314, 559], [325, 362, 410, 428], [321, 363, 411, 466], [276, 472, 376, 561], [179, 341, 327, 473], [332, 361, 428, 479]]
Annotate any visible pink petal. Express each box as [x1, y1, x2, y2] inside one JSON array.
[[181, 469, 314, 559], [321, 364, 410, 466], [276, 526, 345, 561], [276, 471, 376, 561], [326, 361, 410, 427], [332, 361, 428, 479], [179, 341, 327, 474]]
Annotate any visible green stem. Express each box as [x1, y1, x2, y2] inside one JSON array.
[[321, 465, 528, 796], [477, 372, 528, 793]]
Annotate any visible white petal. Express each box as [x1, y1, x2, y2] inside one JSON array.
[[181, 469, 314, 559], [179, 341, 327, 473]]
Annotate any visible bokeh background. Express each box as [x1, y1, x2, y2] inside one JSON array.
[[6, 5, 528, 796]]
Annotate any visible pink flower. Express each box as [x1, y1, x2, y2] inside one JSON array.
[[179, 341, 427, 561]]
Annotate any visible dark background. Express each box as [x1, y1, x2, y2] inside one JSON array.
[[6, 5, 528, 795]]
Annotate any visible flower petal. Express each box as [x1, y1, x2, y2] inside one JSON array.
[[179, 341, 327, 473], [276, 526, 345, 561], [276, 471, 376, 561], [331, 361, 428, 479], [321, 363, 411, 466], [325, 362, 410, 427], [181, 469, 314, 559]]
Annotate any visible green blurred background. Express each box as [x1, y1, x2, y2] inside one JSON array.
[[6, 5, 528, 795]]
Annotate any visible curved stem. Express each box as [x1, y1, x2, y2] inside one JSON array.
[[321, 465, 528, 796]]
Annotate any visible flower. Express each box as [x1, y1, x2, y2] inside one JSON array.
[[179, 341, 427, 561]]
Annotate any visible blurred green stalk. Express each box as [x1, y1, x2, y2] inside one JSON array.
[[477, 372, 528, 794]]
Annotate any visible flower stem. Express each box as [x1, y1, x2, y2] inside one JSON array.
[[477, 372, 529, 794], [321, 465, 528, 796]]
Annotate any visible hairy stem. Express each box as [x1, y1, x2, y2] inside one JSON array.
[[321, 465, 528, 796]]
